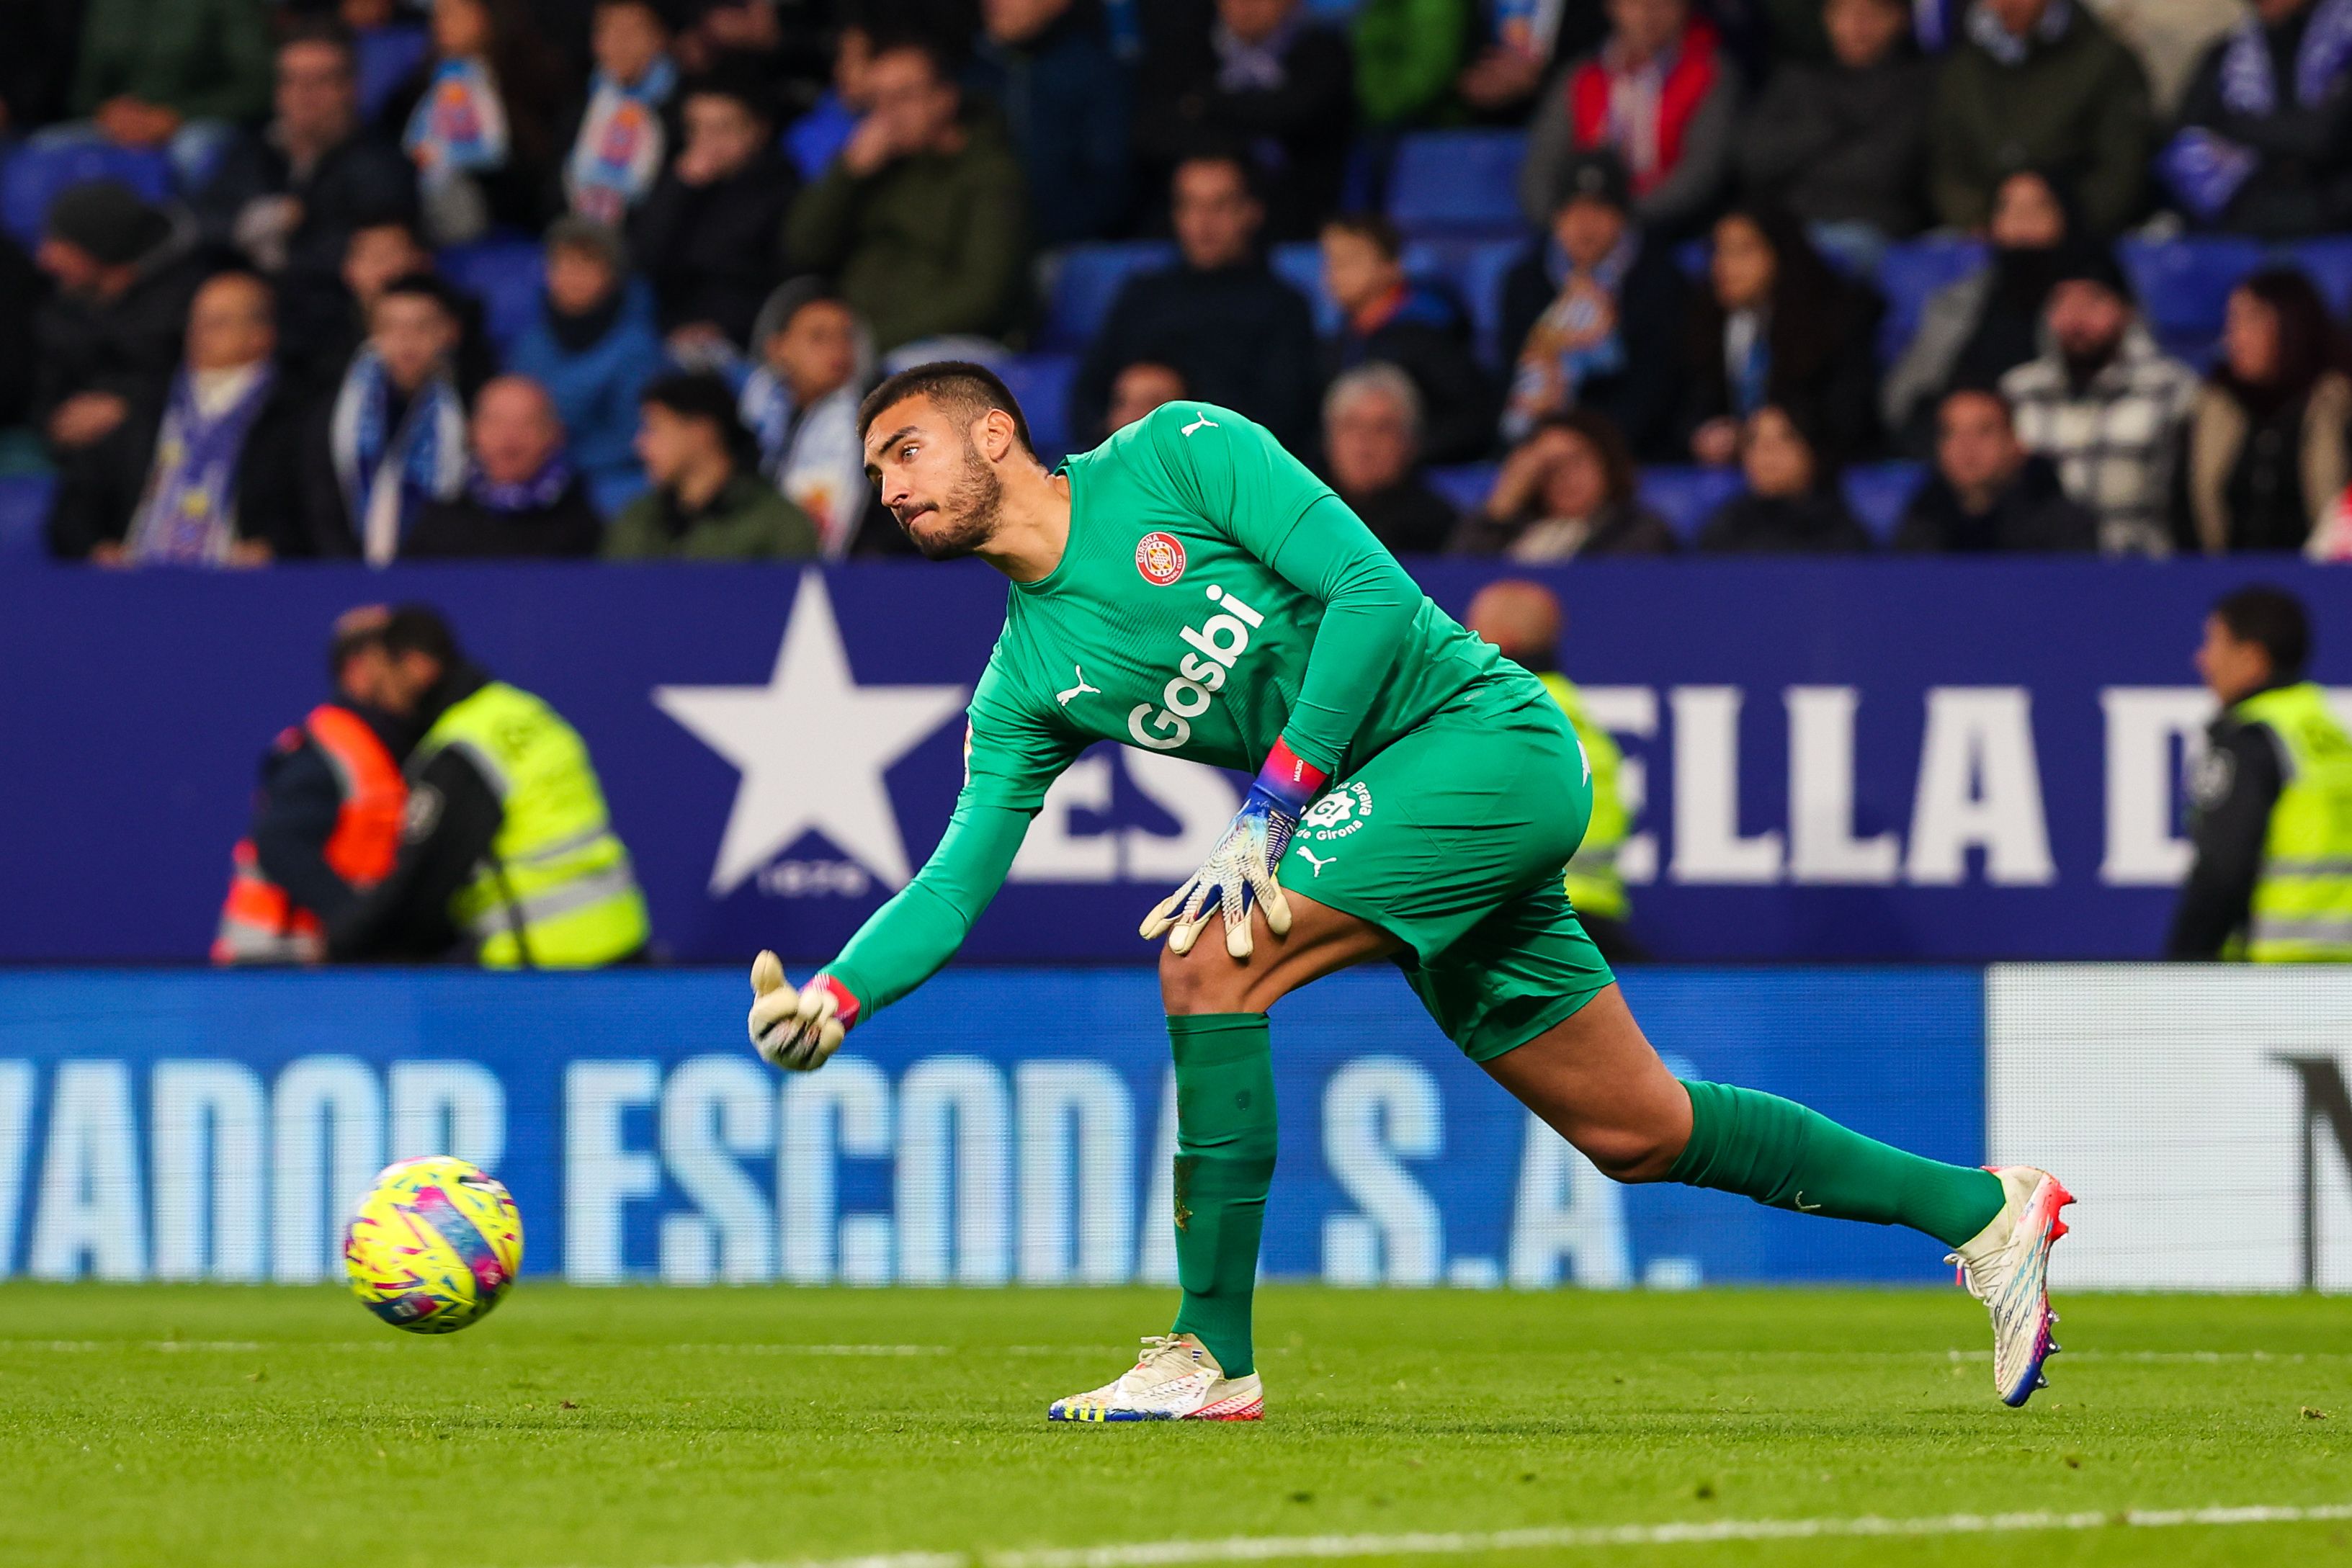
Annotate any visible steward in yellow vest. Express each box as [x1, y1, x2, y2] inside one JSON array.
[[2170, 585, 2352, 962], [329, 606, 649, 967]]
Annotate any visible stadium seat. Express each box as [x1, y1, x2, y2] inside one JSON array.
[[2121, 235, 2264, 361], [1424, 463, 1495, 516], [1387, 131, 1526, 237], [0, 143, 173, 248], [998, 353, 1078, 462], [2286, 236, 2352, 320], [1270, 241, 1338, 334], [1638, 465, 1745, 542], [1874, 238, 1986, 366], [1442, 238, 1528, 369], [1841, 462, 1925, 544], [437, 236, 545, 355], [354, 24, 430, 127], [0, 475, 54, 562], [1040, 241, 1176, 352]]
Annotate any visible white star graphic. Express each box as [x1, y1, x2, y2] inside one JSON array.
[[653, 574, 970, 895]]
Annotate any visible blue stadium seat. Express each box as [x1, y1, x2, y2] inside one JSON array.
[[437, 236, 545, 356], [1424, 463, 1495, 516], [1270, 241, 1337, 333], [1875, 238, 1986, 366], [1637, 466, 1745, 542], [1841, 462, 1925, 543], [0, 143, 173, 248], [999, 353, 1078, 462], [2121, 236, 2264, 361], [1041, 241, 1176, 352], [1387, 131, 1527, 237], [354, 24, 430, 127], [2286, 236, 2352, 320], [0, 475, 55, 561]]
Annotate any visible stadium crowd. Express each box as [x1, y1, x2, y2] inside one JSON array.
[[11, 0, 2352, 563]]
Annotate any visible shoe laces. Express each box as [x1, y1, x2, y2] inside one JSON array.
[[1131, 1334, 1204, 1378]]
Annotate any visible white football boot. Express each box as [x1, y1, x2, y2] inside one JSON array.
[[1047, 1332, 1264, 1423], [1949, 1165, 2075, 1407]]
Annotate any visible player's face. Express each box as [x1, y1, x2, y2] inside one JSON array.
[[864, 397, 1003, 560]]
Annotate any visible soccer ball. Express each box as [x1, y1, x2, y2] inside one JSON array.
[[342, 1156, 523, 1334]]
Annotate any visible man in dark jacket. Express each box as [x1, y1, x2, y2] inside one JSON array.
[[1071, 151, 1319, 449], [1132, 0, 1355, 240], [630, 64, 799, 349], [31, 180, 210, 462], [406, 375, 604, 557], [1738, 0, 1933, 242], [1318, 212, 1495, 465], [967, 0, 1131, 246], [2160, 0, 2352, 238], [195, 22, 419, 361], [1896, 387, 2100, 552]]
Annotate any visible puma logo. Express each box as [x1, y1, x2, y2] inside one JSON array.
[[1055, 666, 1100, 707], [1794, 1193, 1823, 1212], [1295, 846, 1335, 877], [1181, 413, 1219, 436]]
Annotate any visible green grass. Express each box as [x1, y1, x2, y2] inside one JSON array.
[[1, 1285, 2347, 1567]]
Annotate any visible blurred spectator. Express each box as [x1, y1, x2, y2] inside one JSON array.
[[308, 272, 471, 562], [310, 214, 499, 394], [1455, 408, 1677, 557], [1519, 0, 1735, 240], [1352, 0, 1470, 130], [1073, 153, 1318, 450], [608, 369, 821, 557], [1109, 360, 1188, 429], [55, 0, 271, 181], [1894, 385, 2099, 550], [2162, 0, 2352, 238], [1697, 404, 1872, 552], [783, 16, 874, 179], [1882, 168, 2072, 453], [739, 279, 882, 556], [1499, 149, 1689, 461], [197, 24, 420, 363], [406, 375, 604, 556], [504, 218, 663, 515], [1133, 0, 1356, 241], [48, 272, 311, 565], [396, 0, 571, 243], [630, 65, 797, 349], [32, 181, 206, 460], [562, 0, 681, 225], [2000, 242, 2198, 555], [968, 0, 1132, 246], [1931, 0, 2153, 236], [2173, 269, 2352, 555], [1737, 0, 1932, 254], [1321, 364, 1458, 553], [1318, 213, 1495, 464], [1457, 0, 1606, 122], [1679, 205, 1880, 468], [784, 38, 1027, 353]]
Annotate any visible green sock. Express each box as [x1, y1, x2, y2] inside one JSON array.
[[1668, 1080, 2005, 1250], [1164, 1013, 1276, 1378]]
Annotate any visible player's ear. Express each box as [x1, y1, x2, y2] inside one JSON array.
[[975, 408, 1016, 464]]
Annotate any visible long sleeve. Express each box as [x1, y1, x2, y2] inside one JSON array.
[[782, 161, 862, 274], [1519, 67, 1576, 228], [250, 743, 359, 924], [826, 797, 1035, 1012], [1633, 71, 1736, 236], [2166, 720, 2282, 958]]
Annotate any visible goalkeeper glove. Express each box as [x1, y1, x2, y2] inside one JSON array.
[[1140, 739, 1328, 959], [748, 951, 858, 1071]]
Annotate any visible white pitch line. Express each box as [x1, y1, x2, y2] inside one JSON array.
[[656, 1502, 2352, 1568]]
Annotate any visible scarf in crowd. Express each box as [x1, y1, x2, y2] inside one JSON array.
[[403, 56, 509, 180], [124, 364, 277, 565], [565, 55, 675, 224], [331, 348, 468, 565], [1724, 308, 1771, 416], [468, 452, 574, 513], [2161, 0, 2352, 219], [1965, 0, 2071, 64], [1567, 18, 1718, 194], [1213, 12, 1306, 92], [739, 367, 867, 557]]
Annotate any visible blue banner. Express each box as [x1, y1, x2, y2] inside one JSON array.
[[2, 560, 2346, 961], [0, 967, 1982, 1289]]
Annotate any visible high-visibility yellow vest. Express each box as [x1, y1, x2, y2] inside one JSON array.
[[2237, 682, 2352, 962], [1539, 671, 1630, 922], [413, 681, 650, 969]]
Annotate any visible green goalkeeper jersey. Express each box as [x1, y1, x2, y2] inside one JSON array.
[[826, 400, 1511, 1012]]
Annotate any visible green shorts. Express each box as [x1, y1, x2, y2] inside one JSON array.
[[1276, 674, 1617, 1062]]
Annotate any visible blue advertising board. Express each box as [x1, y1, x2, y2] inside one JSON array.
[[0, 967, 1982, 1289], [1, 560, 2346, 962]]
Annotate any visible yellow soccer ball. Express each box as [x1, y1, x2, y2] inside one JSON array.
[[343, 1157, 524, 1334]]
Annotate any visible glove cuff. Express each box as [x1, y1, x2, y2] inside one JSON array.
[[812, 972, 861, 1028], [1253, 737, 1328, 817]]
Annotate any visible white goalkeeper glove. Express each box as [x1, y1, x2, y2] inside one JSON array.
[[748, 951, 858, 1071], [1140, 740, 1328, 959]]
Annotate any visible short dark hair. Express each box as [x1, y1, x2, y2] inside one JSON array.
[[869, 35, 957, 85], [682, 60, 777, 125], [857, 360, 1034, 456], [381, 604, 462, 667], [1322, 211, 1403, 261], [1940, 383, 2016, 427], [280, 17, 357, 64], [2212, 583, 2312, 680], [641, 369, 759, 466], [1173, 144, 1265, 205], [377, 270, 465, 321]]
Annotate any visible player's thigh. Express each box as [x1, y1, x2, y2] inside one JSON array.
[[1480, 984, 1693, 1183], [1158, 888, 1399, 1015]]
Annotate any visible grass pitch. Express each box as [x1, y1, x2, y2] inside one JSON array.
[[1, 1284, 2346, 1568]]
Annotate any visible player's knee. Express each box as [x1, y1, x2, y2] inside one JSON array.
[[1576, 1123, 1681, 1185], [1158, 942, 1254, 1015]]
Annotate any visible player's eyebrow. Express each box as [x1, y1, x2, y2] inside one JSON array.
[[867, 424, 920, 465]]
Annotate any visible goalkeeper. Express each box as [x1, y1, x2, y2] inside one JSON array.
[[748, 362, 2072, 1420]]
